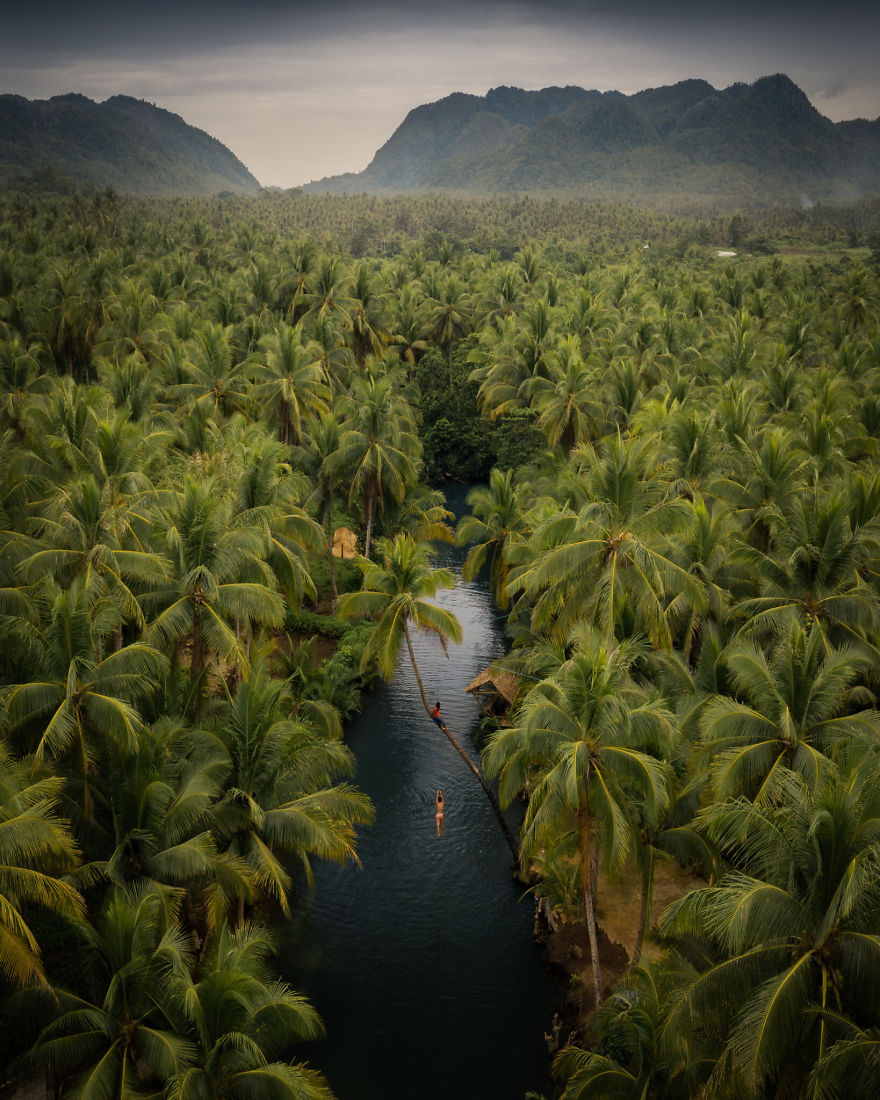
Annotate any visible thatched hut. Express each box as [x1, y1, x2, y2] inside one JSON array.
[[464, 666, 520, 719], [332, 527, 358, 558]]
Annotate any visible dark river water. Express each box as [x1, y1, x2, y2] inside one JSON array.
[[277, 483, 559, 1100]]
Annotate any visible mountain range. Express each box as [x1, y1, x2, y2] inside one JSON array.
[[0, 93, 260, 196], [305, 75, 880, 206]]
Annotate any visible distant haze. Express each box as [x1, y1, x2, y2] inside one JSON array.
[[2, 0, 879, 188]]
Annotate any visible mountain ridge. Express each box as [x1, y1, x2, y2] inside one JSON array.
[[0, 93, 260, 196], [305, 75, 880, 206]]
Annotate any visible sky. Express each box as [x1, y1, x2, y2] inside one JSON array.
[[2, 0, 879, 188]]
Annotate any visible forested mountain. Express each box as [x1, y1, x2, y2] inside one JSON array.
[[306, 74, 880, 207], [0, 93, 261, 195]]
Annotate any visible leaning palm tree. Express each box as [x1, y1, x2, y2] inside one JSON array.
[[485, 634, 673, 1007], [0, 747, 84, 988], [337, 533, 519, 862]]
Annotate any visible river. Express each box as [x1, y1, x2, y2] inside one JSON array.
[[277, 483, 560, 1100]]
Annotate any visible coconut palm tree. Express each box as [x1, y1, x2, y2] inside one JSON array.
[[0, 333, 50, 440], [0, 747, 84, 988], [29, 884, 195, 1097], [210, 660, 373, 924], [330, 372, 418, 559], [429, 273, 472, 389], [19, 472, 165, 631], [524, 334, 603, 450], [661, 762, 880, 1099], [553, 959, 712, 1100], [167, 922, 334, 1100], [228, 432, 322, 607], [699, 624, 880, 800], [456, 467, 528, 609], [337, 533, 519, 862], [733, 489, 880, 649], [295, 411, 344, 604], [507, 433, 703, 646], [3, 579, 165, 819], [485, 634, 673, 1005], [143, 479, 285, 705], [253, 324, 330, 445]]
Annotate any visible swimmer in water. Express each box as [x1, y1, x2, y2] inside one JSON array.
[[435, 789, 445, 836]]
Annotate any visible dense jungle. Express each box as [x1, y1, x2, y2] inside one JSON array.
[[1, 186, 880, 1099]]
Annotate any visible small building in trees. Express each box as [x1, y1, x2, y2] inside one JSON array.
[[464, 666, 520, 721]]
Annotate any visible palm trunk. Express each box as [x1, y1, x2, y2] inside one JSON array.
[[633, 839, 654, 965], [580, 808, 603, 1008], [363, 481, 376, 560], [403, 623, 520, 867], [326, 510, 338, 605]]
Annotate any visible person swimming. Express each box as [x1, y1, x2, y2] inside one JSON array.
[[435, 789, 445, 836]]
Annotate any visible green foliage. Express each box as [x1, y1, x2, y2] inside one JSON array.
[[0, 93, 259, 196], [1, 184, 880, 1097]]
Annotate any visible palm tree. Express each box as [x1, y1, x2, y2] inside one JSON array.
[[0, 333, 50, 440], [699, 625, 880, 800], [167, 922, 334, 1100], [210, 660, 373, 924], [456, 467, 528, 609], [330, 372, 418, 559], [507, 433, 703, 646], [296, 411, 344, 604], [94, 719, 234, 902], [484, 634, 673, 1005], [143, 479, 285, 703], [661, 762, 880, 1098], [348, 262, 389, 370], [429, 273, 472, 389], [30, 884, 195, 1097], [19, 472, 166, 631], [524, 334, 603, 450], [166, 322, 253, 421], [337, 533, 519, 862], [553, 959, 712, 1100], [229, 432, 322, 607], [733, 489, 880, 649], [3, 579, 165, 819], [0, 747, 84, 988], [254, 324, 330, 445], [388, 284, 429, 381]]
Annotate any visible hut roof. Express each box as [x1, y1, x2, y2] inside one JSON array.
[[464, 666, 520, 705], [332, 527, 358, 558]]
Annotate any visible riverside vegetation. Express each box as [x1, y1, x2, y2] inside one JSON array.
[[0, 187, 879, 1098]]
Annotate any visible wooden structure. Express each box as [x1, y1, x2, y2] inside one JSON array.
[[464, 666, 520, 719]]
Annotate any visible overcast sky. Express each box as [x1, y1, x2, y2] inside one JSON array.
[[3, 0, 879, 188]]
